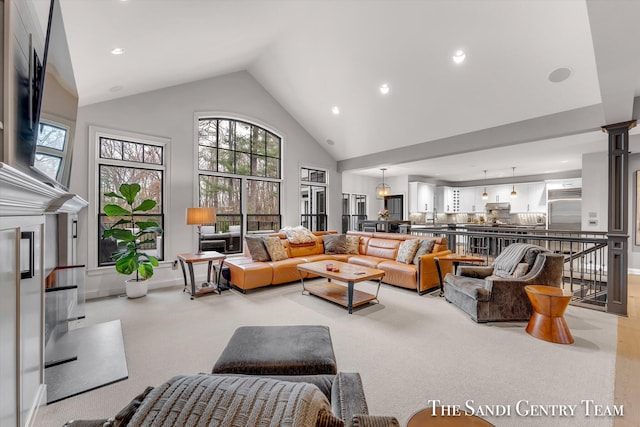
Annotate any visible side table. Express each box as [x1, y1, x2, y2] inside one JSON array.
[[177, 252, 227, 300], [524, 285, 574, 344], [434, 254, 486, 296]]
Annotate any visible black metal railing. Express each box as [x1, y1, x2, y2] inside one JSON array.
[[301, 214, 327, 231], [410, 225, 609, 311], [247, 214, 281, 233]]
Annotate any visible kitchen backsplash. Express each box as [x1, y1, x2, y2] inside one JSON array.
[[410, 211, 546, 226]]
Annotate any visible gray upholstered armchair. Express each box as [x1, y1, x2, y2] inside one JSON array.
[[443, 243, 565, 323]]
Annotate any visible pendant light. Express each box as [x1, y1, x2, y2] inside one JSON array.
[[482, 170, 488, 200], [510, 167, 517, 198], [376, 168, 391, 199]]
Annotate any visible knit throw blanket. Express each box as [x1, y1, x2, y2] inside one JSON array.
[[127, 374, 332, 427], [492, 243, 540, 275]]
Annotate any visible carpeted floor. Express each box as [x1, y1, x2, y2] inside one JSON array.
[[34, 280, 619, 426]]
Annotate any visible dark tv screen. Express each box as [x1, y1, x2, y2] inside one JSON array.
[[29, 0, 79, 190]]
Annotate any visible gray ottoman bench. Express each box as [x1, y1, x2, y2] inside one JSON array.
[[212, 325, 337, 376]]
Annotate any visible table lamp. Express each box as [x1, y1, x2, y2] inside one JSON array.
[[186, 207, 216, 254]]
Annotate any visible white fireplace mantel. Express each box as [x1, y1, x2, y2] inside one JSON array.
[[0, 162, 88, 216]]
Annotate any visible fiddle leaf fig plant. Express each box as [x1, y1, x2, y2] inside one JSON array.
[[102, 183, 163, 280]]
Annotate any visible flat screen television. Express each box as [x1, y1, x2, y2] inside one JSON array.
[[25, 0, 78, 190]]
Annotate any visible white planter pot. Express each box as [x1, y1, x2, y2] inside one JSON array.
[[125, 278, 148, 299]]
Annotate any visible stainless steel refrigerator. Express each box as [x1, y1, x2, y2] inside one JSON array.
[[548, 199, 582, 231]]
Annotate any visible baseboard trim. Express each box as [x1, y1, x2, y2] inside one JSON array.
[[25, 384, 47, 427]]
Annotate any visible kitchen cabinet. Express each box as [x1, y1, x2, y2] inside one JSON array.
[[418, 183, 434, 212], [409, 182, 419, 213], [441, 187, 460, 212], [527, 182, 547, 212], [459, 187, 478, 212], [409, 182, 435, 212]]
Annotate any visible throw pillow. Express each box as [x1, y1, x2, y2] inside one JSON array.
[[396, 239, 421, 264], [316, 409, 345, 427], [323, 234, 350, 254], [280, 225, 316, 244], [513, 262, 529, 278], [245, 235, 271, 262], [413, 239, 436, 264], [263, 236, 289, 261], [345, 235, 360, 254]]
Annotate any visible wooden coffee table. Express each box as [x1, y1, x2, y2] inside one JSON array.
[[297, 261, 384, 314], [524, 285, 574, 344]]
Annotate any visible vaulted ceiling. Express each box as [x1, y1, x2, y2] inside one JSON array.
[[46, 0, 640, 181]]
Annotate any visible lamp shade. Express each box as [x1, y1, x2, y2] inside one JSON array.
[[186, 207, 216, 225]]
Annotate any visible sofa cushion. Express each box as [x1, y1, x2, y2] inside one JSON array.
[[413, 239, 436, 264], [245, 235, 271, 261], [395, 239, 420, 264], [348, 255, 384, 269], [377, 260, 417, 289], [263, 236, 289, 261], [444, 275, 491, 302], [363, 238, 400, 260], [281, 225, 317, 244], [323, 234, 358, 254]]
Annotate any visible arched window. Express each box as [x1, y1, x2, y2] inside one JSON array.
[[197, 118, 282, 253]]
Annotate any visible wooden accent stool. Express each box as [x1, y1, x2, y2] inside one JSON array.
[[407, 407, 494, 426], [524, 285, 574, 344]]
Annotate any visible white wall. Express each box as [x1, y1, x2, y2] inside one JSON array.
[[341, 173, 410, 220], [70, 71, 339, 298]]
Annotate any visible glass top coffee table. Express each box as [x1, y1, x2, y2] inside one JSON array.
[[297, 260, 385, 314]]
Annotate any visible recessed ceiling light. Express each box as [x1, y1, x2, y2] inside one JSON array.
[[548, 67, 572, 83], [331, 106, 340, 115], [326, 139, 335, 146], [453, 50, 466, 64], [111, 47, 125, 55], [109, 85, 123, 92], [379, 83, 390, 95], [560, 160, 569, 163]]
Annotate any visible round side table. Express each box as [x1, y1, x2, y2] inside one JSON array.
[[407, 407, 494, 426], [524, 285, 574, 344]]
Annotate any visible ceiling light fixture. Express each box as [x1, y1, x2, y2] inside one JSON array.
[[453, 50, 466, 64], [482, 170, 488, 200], [379, 83, 390, 95], [510, 167, 517, 198], [331, 106, 340, 115], [111, 47, 125, 55], [326, 139, 335, 146], [376, 168, 391, 200]]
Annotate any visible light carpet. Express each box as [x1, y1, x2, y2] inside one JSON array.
[[34, 280, 619, 427]]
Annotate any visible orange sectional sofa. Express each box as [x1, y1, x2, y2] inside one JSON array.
[[224, 230, 452, 295]]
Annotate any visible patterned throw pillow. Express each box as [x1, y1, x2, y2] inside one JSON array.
[[323, 234, 348, 254], [245, 235, 271, 262], [280, 226, 317, 244], [263, 236, 289, 261], [396, 239, 421, 264], [345, 235, 360, 254], [413, 239, 436, 264]]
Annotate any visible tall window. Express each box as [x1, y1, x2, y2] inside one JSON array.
[[300, 167, 327, 231], [198, 118, 282, 250], [97, 136, 165, 266], [33, 120, 69, 182]]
